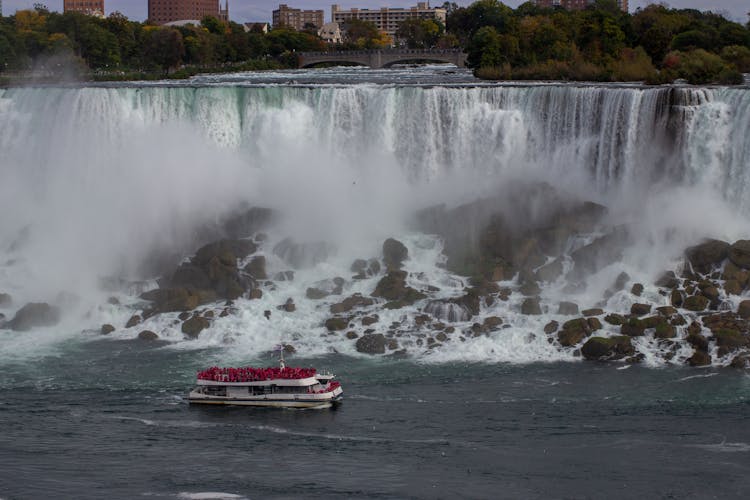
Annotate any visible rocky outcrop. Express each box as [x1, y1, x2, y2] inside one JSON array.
[[330, 294, 375, 314], [685, 239, 729, 274], [739, 300, 750, 319], [521, 297, 542, 315], [581, 336, 634, 361], [382, 238, 408, 270], [371, 270, 425, 308], [101, 324, 115, 335], [355, 333, 387, 354], [243, 256, 267, 280], [728, 240, 750, 269], [182, 316, 210, 338], [137, 330, 158, 341], [7, 302, 61, 331], [141, 288, 217, 313]]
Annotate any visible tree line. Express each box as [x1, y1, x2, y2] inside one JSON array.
[[1, 1, 749, 84], [451, 0, 750, 83]]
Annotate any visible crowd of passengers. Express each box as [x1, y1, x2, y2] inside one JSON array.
[[197, 366, 317, 382]]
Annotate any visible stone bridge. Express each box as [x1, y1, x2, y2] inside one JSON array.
[[298, 49, 467, 69]]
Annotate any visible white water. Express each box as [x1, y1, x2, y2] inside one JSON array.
[[1, 71, 749, 364]]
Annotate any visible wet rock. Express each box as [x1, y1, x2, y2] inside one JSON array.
[[170, 264, 212, 290], [361, 315, 379, 326], [683, 295, 709, 312], [243, 256, 267, 280], [630, 283, 644, 296], [738, 300, 750, 319], [729, 353, 750, 369], [6, 302, 61, 331], [587, 317, 602, 331], [278, 298, 295, 313], [435, 332, 448, 342], [182, 316, 210, 338], [630, 303, 652, 316], [535, 258, 563, 283], [687, 350, 712, 366], [483, 316, 503, 330], [728, 240, 750, 270], [325, 317, 349, 331], [621, 318, 645, 337], [372, 271, 425, 305], [222, 206, 275, 239], [582, 308, 604, 317], [137, 330, 158, 341], [655, 271, 679, 289], [569, 227, 629, 279], [543, 320, 559, 334], [699, 283, 720, 302], [722, 261, 750, 286], [140, 288, 217, 313], [604, 314, 624, 326], [125, 314, 142, 329], [656, 306, 678, 317], [519, 281, 542, 296], [355, 333, 387, 354], [642, 315, 666, 329], [712, 329, 749, 351], [654, 323, 676, 339], [687, 331, 709, 352], [685, 239, 729, 274], [670, 289, 684, 307], [345, 331, 358, 340], [521, 297, 542, 315], [330, 294, 375, 314], [581, 336, 634, 361], [178, 312, 191, 321], [0, 293, 12, 307], [100, 324, 115, 335], [724, 280, 743, 296], [248, 288, 263, 300], [382, 238, 408, 270], [219, 308, 230, 318]]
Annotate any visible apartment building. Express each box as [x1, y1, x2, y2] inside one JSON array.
[[272, 4, 325, 30], [63, 0, 105, 17], [331, 2, 447, 38]]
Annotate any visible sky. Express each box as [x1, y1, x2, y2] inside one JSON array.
[[2, 0, 749, 24]]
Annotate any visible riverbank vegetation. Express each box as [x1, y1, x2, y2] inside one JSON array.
[[0, 1, 748, 84], [456, 0, 749, 84]]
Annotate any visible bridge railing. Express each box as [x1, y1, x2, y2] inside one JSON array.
[[300, 49, 465, 57]]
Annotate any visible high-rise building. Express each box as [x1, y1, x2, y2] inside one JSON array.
[[64, 0, 105, 17], [148, 0, 229, 26], [272, 4, 324, 31], [331, 2, 447, 38], [533, 0, 628, 13]]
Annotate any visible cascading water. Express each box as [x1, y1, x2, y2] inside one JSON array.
[[1, 71, 749, 364]]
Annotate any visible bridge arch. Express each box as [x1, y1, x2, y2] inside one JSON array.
[[298, 49, 466, 70]]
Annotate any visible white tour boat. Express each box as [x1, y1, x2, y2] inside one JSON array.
[[188, 354, 343, 408]]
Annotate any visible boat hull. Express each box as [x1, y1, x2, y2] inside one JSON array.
[[188, 388, 343, 408]]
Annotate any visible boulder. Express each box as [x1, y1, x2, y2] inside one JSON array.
[[306, 288, 328, 300], [687, 350, 712, 366], [724, 280, 743, 296], [557, 301, 579, 315], [621, 318, 645, 337], [581, 336, 635, 361], [243, 256, 267, 280], [558, 318, 591, 346], [683, 295, 709, 312], [0, 293, 11, 307], [728, 240, 750, 270], [713, 329, 749, 351], [631, 283, 644, 296], [604, 314, 624, 325], [582, 308, 604, 317], [7, 302, 61, 331], [371, 271, 425, 305], [729, 353, 750, 369], [569, 227, 629, 279], [279, 298, 295, 313], [543, 320, 559, 334], [137, 330, 158, 341], [686, 331, 709, 352], [355, 333, 387, 354], [519, 281, 542, 296], [521, 297, 542, 315], [125, 314, 142, 328], [194, 239, 257, 266], [325, 317, 349, 331], [361, 315, 379, 326], [141, 288, 217, 313], [738, 300, 750, 319], [654, 323, 676, 339], [630, 303, 652, 316], [100, 324, 115, 335], [170, 264, 212, 290], [587, 317, 602, 331], [345, 331, 359, 340], [330, 294, 375, 314], [483, 316, 503, 330], [685, 239, 729, 274], [656, 306, 678, 317], [182, 316, 210, 338], [382, 238, 408, 270], [670, 289, 684, 307], [722, 261, 750, 286], [248, 288, 263, 300], [655, 271, 679, 289]]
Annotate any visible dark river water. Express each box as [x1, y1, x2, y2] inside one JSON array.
[[1, 339, 748, 499]]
